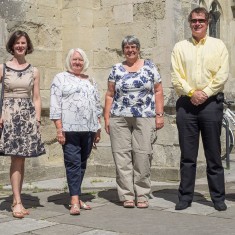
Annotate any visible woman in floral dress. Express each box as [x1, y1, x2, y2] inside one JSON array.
[[0, 30, 45, 218]]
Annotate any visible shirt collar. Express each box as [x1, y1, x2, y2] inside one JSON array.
[[192, 35, 207, 45]]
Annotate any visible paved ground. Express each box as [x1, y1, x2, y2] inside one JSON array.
[[1, 159, 235, 235]]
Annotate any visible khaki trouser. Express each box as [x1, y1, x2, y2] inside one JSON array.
[[110, 117, 156, 202]]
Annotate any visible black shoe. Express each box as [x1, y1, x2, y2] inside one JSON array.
[[175, 201, 191, 210], [214, 201, 227, 211]]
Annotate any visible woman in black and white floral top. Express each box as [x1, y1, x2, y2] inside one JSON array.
[[50, 48, 102, 215]]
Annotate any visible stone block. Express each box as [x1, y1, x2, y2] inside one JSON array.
[[40, 90, 50, 109], [80, 8, 93, 27], [101, 0, 146, 8], [62, 27, 93, 52], [133, 0, 165, 21], [108, 22, 158, 51], [0, 19, 7, 47], [93, 50, 122, 68], [43, 67, 62, 89], [27, 49, 58, 68], [113, 4, 133, 24], [62, 0, 93, 9], [91, 68, 110, 100], [93, 7, 113, 27], [36, 0, 61, 8], [62, 8, 80, 27], [92, 27, 109, 50]]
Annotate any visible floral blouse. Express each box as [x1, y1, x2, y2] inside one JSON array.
[[50, 71, 102, 132], [108, 60, 161, 117]]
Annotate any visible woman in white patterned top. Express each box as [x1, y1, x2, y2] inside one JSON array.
[[50, 48, 102, 215]]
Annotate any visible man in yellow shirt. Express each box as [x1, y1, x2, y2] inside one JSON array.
[[171, 7, 229, 211]]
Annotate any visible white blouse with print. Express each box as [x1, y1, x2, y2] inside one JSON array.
[[50, 71, 102, 132]]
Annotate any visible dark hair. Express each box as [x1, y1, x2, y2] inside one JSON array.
[[188, 7, 210, 23], [6, 30, 34, 55], [121, 35, 140, 52]]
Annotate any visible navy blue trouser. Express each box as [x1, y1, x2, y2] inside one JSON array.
[[176, 96, 225, 203], [62, 131, 95, 196]]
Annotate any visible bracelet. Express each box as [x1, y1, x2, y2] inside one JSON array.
[[156, 112, 164, 117]]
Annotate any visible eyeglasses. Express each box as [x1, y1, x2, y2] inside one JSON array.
[[124, 45, 138, 50], [190, 19, 207, 24]]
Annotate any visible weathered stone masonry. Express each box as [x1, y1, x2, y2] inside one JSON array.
[[0, 0, 234, 184]]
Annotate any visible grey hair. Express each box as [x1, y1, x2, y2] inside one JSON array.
[[65, 48, 89, 73], [121, 35, 140, 52]]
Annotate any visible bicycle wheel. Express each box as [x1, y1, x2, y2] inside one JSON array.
[[220, 122, 234, 160]]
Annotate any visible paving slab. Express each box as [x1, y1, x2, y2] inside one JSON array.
[[0, 218, 57, 235], [79, 230, 130, 235], [27, 223, 92, 235]]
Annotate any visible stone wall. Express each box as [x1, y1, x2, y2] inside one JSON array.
[[0, 0, 234, 184]]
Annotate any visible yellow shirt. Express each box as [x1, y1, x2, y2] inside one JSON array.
[[171, 36, 229, 97]]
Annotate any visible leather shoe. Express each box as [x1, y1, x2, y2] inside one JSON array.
[[175, 201, 191, 210], [214, 201, 227, 211]]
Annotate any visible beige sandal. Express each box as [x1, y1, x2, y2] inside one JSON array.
[[12, 202, 29, 215], [137, 201, 149, 209], [123, 200, 135, 208], [11, 202, 24, 219], [69, 204, 80, 215], [80, 200, 92, 210]]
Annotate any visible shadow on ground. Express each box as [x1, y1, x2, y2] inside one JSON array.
[[0, 193, 43, 212], [98, 189, 121, 206], [152, 188, 214, 207], [47, 192, 96, 210]]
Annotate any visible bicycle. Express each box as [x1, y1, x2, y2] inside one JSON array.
[[221, 99, 235, 169]]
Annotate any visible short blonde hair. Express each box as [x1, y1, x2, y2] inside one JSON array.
[[65, 48, 89, 73]]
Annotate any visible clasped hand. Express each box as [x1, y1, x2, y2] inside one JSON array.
[[190, 90, 208, 106]]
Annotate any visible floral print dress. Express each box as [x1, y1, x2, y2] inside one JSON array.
[[0, 64, 45, 157]]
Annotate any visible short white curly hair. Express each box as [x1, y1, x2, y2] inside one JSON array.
[[65, 48, 89, 73]]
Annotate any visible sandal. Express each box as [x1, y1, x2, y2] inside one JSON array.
[[69, 204, 80, 215], [137, 201, 149, 209], [80, 200, 92, 210], [11, 202, 24, 219], [12, 202, 30, 215], [123, 200, 135, 208]]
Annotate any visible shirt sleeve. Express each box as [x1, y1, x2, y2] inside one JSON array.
[[202, 41, 229, 97], [50, 74, 63, 120], [150, 61, 161, 84], [108, 65, 116, 83], [93, 81, 102, 118], [171, 44, 193, 96]]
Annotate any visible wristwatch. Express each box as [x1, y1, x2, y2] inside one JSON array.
[[188, 89, 195, 97]]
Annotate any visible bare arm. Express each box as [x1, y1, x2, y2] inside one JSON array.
[[154, 82, 164, 130], [104, 81, 115, 134], [52, 119, 65, 145], [32, 67, 42, 124]]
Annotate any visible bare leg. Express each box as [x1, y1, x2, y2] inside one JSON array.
[[10, 156, 26, 216]]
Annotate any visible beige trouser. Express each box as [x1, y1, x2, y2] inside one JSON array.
[[110, 117, 156, 202]]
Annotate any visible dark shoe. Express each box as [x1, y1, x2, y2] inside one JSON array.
[[175, 201, 191, 210], [214, 201, 227, 211]]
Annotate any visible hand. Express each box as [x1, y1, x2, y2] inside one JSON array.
[[0, 117, 3, 128], [155, 116, 164, 130], [190, 90, 208, 106], [57, 130, 65, 145], [104, 118, 110, 135], [94, 129, 101, 143]]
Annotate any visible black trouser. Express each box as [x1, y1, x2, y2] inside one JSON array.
[[176, 96, 225, 203], [62, 132, 95, 196]]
